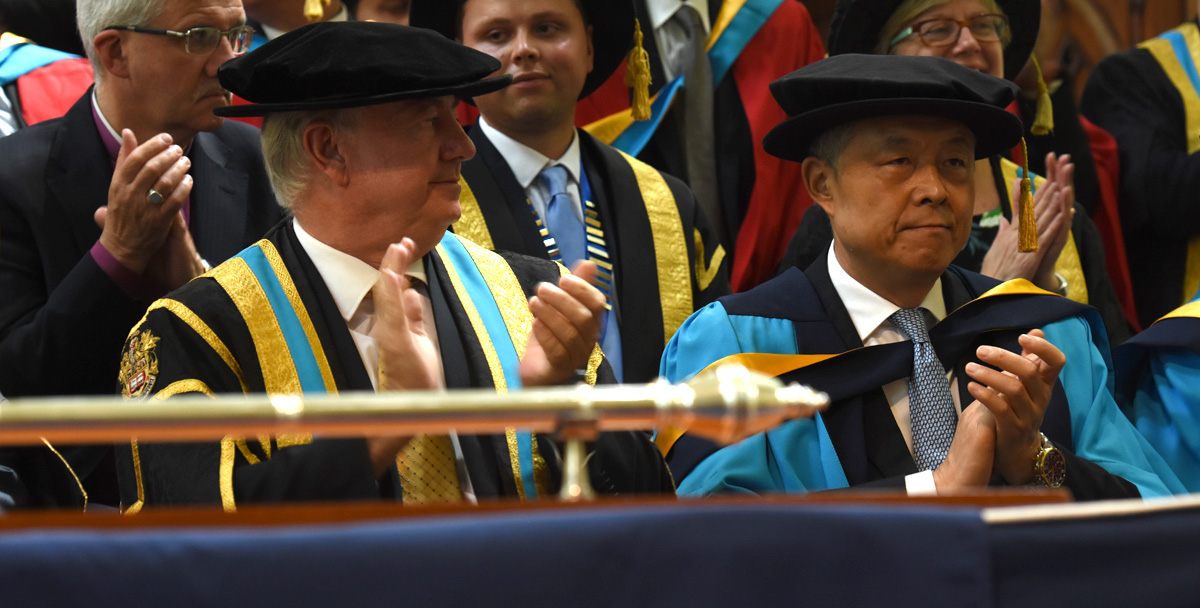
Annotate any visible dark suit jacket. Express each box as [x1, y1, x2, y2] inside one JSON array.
[[0, 90, 280, 506], [460, 125, 729, 384]]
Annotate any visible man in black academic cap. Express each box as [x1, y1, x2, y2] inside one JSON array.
[[659, 54, 1181, 500], [115, 22, 674, 509], [409, 0, 729, 386]]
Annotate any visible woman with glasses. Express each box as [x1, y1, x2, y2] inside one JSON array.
[[777, 0, 1131, 347]]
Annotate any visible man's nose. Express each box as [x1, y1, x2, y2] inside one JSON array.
[[206, 35, 239, 75], [912, 164, 948, 204], [512, 28, 539, 63]]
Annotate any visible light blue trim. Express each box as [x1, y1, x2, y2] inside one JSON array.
[[438, 234, 539, 498], [1162, 30, 1200, 96], [708, 0, 785, 84], [0, 43, 79, 87], [610, 75, 684, 156], [236, 246, 327, 394]]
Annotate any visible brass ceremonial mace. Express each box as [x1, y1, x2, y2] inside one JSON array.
[[0, 366, 828, 501]]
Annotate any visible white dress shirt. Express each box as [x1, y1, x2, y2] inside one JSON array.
[[477, 116, 584, 224], [825, 244, 961, 495], [644, 0, 711, 81]]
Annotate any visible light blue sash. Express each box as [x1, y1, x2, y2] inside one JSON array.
[[438, 233, 540, 499], [237, 246, 328, 394], [708, 0, 785, 84]]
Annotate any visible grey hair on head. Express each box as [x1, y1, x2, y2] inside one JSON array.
[[76, 0, 162, 76], [259, 108, 358, 209]]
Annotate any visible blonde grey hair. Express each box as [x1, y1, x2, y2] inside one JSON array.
[[875, 0, 1006, 55], [76, 0, 162, 76], [260, 108, 357, 209]]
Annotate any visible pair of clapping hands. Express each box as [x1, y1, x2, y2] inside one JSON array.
[[365, 239, 607, 476], [982, 152, 1075, 293], [95, 130, 205, 290], [936, 330, 1067, 491]]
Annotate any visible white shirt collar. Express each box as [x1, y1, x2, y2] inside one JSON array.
[[293, 219, 425, 323], [261, 4, 348, 40], [825, 243, 947, 343], [91, 89, 120, 142], [477, 116, 582, 188], [645, 0, 711, 34]]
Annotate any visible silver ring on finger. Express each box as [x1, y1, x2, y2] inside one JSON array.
[[148, 189, 164, 205]]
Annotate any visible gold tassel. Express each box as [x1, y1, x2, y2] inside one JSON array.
[[1030, 55, 1054, 136], [303, 0, 330, 23], [1018, 137, 1038, 252], [625, 19, 652, 121]]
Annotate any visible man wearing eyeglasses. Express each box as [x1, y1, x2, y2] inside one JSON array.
[[0, 0, 279, 508]]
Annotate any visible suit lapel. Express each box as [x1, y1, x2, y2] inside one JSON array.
[[45, 90, 112, 254], [425, 249, 515, 498], [804, 250, 918, 482], [578, 132, 666, 383], [463, 126, 548, 257], [189, 131, 249, 264], [425, 252, 473, 391]]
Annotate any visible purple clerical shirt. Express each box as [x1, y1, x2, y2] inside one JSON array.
[[87, 95, 193, 303]]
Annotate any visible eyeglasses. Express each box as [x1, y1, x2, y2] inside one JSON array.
[[104, 25, 256, 55], [889, 14, 1011, 49]]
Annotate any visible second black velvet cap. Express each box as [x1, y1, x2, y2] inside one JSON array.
[[762, 54, 1023, 162]]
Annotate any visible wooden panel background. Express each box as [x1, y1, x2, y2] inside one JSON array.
[[802, 0, 1200, 101]]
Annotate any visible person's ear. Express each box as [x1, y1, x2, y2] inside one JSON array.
[[802, 156, 837, 220], [93, 31, 130, 79], [305, 122, 349, 187]]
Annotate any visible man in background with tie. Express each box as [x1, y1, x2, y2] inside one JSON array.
[[115, 21, 673, 508], [659, 54, 1181, 500], [576, 0, 826, 293], [409, 0, 729, 386]]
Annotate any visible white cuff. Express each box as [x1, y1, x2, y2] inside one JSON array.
[[905, 470, 938, 496]]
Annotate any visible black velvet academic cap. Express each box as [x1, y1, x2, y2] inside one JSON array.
[[214, 21, 512, 117], [409, 0, 635, 99], [762, 54, 1023, 162], [827, 0, 1039, 81]]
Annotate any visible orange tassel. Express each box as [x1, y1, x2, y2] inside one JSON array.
[[625, 19, 652, 121], [1030, 56, 1054, 136], [304, 0, 329, 23], [1018, 137, 1038, 252]]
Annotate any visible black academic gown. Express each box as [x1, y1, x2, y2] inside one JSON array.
[[459, 125, 729, 384], [116, 222, 673, 507], [1082, 29, 1200, 328]]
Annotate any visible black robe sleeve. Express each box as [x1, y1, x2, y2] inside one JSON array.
[[1082, 46, 1200, 324]]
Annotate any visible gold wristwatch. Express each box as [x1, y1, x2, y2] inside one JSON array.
[[1033, 432, 1066, 488]]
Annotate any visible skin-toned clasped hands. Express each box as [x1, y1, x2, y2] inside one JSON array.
[[932, 329, 1067, 492], [94, 129, 206, 290], [365, 237, 608, 476], [981, 152, 1075, 292]]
